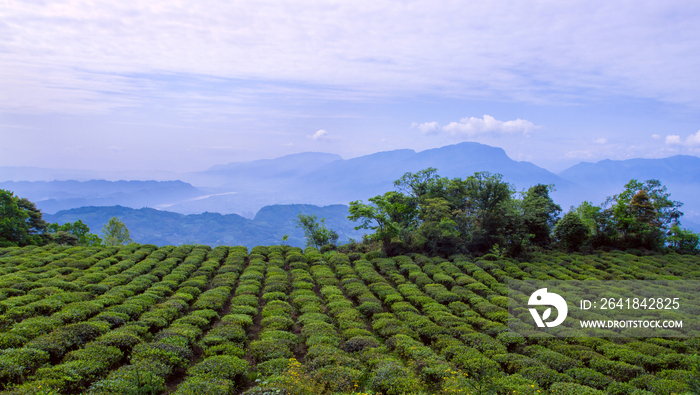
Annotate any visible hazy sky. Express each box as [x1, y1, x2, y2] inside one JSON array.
[[2, 0, 700, 173]]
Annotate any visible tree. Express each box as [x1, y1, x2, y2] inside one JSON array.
[[294, 214, 338, 249], [574, 201, 617, 248], [456, 172, 515, 253], [48, 220, 102, 246], [101, 217, 134, 246], [415, 197, 460, 255], [521, 184, 561, 247], [348, 191, 418, 254], [667, 224, 699, 254], [553, 212, 590, 251], [0, 189, 48, 247], [608, 179, 683, 249]]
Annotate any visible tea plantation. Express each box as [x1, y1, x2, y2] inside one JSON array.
[[1, 244, 699, 394]]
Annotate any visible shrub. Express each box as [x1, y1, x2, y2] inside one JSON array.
[[261, 292, 287, 302], [344, 336, 380, 352], [248, 339, 293, 363], [203, 343, 245, 358], [358, 301, 383, 316], [628, 374, 689, 395], [255, 357, 290, 377], [519, 366, 573, 389], [172, 376, 235, 395], [588, 358, 645, 382], [311, 365, 362, 392], [0, 347, 50, 385], [549, 382, 606, 394], [525, 345, 582, 372], [131, 341, 193, 369], [366, 359, 423, 395], [188, 355, 248, 381], [201, 324, 247, 347], [87, 362, 166, 394], [492, 353, 545, 374], [565, 367, 613, 390]]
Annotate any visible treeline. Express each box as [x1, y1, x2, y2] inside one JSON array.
[[347, 168, 698, 257], [0, 189, 131, 247]]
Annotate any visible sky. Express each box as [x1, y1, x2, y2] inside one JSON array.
[[2, 0, 700, 174]]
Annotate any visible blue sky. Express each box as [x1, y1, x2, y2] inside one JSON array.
[[2, 0, 700, 173]]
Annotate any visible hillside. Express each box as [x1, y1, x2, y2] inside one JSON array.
[[0, 245, 697, 394]]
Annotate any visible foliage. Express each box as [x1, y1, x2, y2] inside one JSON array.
[[349, 169, 691, 256], [607, 179, 683, 249], [294, 214, 338, 249], [667, 224, 699, 254], [348, 191, 418, 253], [521, 184, 561, 247], [47, 220, 102, 246], [1, 243, 700, 394], [0, 189, 48, 247], [101, 217, 134, 246], [553, 212, 590, 251]]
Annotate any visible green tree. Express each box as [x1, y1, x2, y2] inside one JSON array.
[[294, 214, 338, 249], [0, 189, 48, 247], [667, 224, 699, 254], [415, 197, 460, 255], [574, 201, 617, 248], [553, 211, 590, 251], [348, 191, 418, 254], [101, 217, 134, 246], [457, 172, 515, 253], [48, 220, 102, 246], [521, 184, 561, 247], [608, 179, 683, 249]]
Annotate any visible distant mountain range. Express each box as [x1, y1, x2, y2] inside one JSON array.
[[44, 204, 366, 248], [3, 142, 700, 223], [0, 180, 203, 215]]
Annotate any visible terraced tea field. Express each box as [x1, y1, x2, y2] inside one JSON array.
[[1, 244, 699, 394]]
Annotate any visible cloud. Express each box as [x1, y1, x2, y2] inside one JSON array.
[[564, 149, 593, 159], [666, 130, 700, 146], [651, 134, 661, 140], [411, 121, 440, 134], [593, 138, 607, 144], [307, 129, 340, 142], [3, 1, 700, 114], [310, 130, 328, 140], [441, 115, 538, 136], [108, 146, 124, 152]]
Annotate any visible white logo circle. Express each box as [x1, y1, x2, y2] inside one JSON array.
[[528, 288, 568, 328]]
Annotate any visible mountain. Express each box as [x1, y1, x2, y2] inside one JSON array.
[[166, 142, 578, 215], [7, 143, 699, 224], [0, 166, 181, 182], [44, 204, 366, 248], [558, 155, 700, 220], [180, 152, 343, 188], [0, 180, 203, 214]]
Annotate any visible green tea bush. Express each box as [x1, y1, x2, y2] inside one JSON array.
[[0, 347, 50, 387], [588, 358, 645, 382], [519, 366, 573, 389], [564, 367, 613, 390], [172, 376, 235, 395], [366, 359, 423, 395], [187, 355, 248, 381], [248, 339, 294, 363], [549, 382, 606, 394]]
